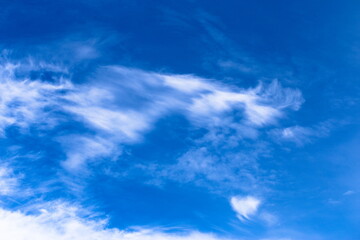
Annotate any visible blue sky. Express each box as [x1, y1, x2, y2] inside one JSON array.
[[0, 0, 359, 239]]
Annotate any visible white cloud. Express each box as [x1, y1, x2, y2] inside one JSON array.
[[162, 74, 214, 93], [0, 166, 19, 196], [259, 211, 278, 226], [179, 79, 300, 127], [153, 147, 261, 192], [0, 60, 303, 175], [62, 84, 152, 143], [0, 62, 70, 135], [269, 121, 333, 146], [277, 126, 313, 145], [230, 196, 261, 221], [58, 135, 121, 172], [187, 89, 280, 127], [0, 201, 232, 240]]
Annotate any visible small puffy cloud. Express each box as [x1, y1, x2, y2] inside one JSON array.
[[230, 196, 261, 221]]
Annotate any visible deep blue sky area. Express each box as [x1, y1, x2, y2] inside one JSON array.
[[0, 1, 359, 240]]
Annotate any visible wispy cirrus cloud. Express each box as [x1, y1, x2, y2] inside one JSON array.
[[269, 121, 333, 146], [148, 145, 263, 193], [58, 135, 121, 172], [0, 62, 70, 135], [0, 166, 19, 196], [0, 59, 303, 176]]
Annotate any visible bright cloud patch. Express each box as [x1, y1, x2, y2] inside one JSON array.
[[230, 196, 261, 221], [0, 201, 232, 240]]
